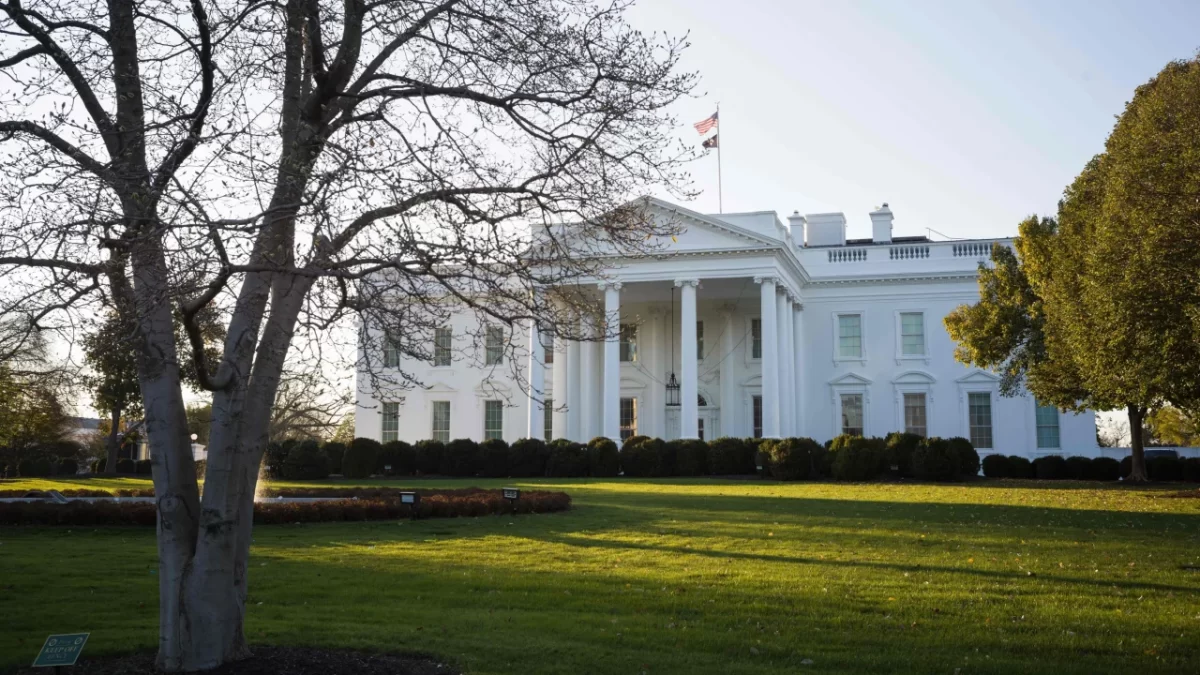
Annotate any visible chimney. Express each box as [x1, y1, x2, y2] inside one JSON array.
[[787, 211, 807, 245], [870, 203, 893, 244], [805, 212, 847, 247]]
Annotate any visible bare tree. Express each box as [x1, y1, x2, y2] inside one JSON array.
[[0, 0, 694, 669], [268, 368, 350, 441]]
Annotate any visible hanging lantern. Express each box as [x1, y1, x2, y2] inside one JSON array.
[[665, 372, 681, 406]]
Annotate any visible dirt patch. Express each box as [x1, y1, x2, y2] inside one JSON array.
[[7, 647, 457, 675]]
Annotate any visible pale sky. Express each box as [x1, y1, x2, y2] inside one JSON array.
[[629, 0, 1199, 241]]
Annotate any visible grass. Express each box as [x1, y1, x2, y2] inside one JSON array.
[[1, 476, 1199, 674]]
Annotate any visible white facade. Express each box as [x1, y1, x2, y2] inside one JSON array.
[[356, 199, 1098, 458]]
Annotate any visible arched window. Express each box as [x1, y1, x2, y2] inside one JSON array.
[[698, 394, 708, 407]]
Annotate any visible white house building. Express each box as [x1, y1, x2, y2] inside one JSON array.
[[355, 198, 1098, 458]]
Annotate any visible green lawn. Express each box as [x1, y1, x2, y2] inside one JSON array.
[[2, 476, 1199, 674]]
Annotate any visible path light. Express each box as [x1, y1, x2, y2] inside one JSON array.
[[502, 487, 521, 514]]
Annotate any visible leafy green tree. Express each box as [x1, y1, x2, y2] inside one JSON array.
[[948, 56, 1200, 481], [1146, 407, 1199, 447]]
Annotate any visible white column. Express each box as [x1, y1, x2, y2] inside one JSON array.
[[719, 305, 737, 438], [792, 303, 805, 438], [644, 308, 665, 438], [566, 321, 582, 441], [601, 281, 622, 442], [677, 279, 700, 439], [776, 288, 790, 437], [551, 324, 569, 440], [756, 276, 780, 438], [578, 314, 596, 441], [527, 319, 545, 439]]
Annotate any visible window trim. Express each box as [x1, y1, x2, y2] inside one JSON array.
[[902, 392, 928, 437], [381, 401, 400, 443], [966, 391, 994, 450], [830, 374, 871, 439], [1034, 401, 1060, 449], [432, 327, 453, 367], [483, 399, 504, 440], [543, 397, 554, 442], [894, 310, 930, 362], [839, 392, 865, 437], [430, 400, 451, 443], [619, 396, 638, 440], [484, 325, 505, 366], [832, 311, 867, 364]]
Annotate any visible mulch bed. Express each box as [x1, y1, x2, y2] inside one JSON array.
[[7, 647, 457, 675]]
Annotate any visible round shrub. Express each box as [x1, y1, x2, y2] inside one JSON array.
[[587, 437, 619, 477], [323, 441, 347, 474], [1146, 456, 1185, 482], [672, 439, 708, 476], [376, 440, 414, 476], [442, 438, 480, 477], [264, 441, 291, 479], [135, 459, 153, 475], [545, 439, 589, 477], [18, 457, 53, 477], [57, 458, 79, 475], [981, 454, 1011, 478], [282, 440, 331, 480], [885, 432, 923, 477], [829, 434, 857, 451], [621, 437, 668, 477], [620, 435, 650, 453], [1007, 455, 1034, 479], [414, 439, 444, 475], [707, 437, 753, 475], [1064, 456, 1092, 480], [912, 437, 959, 482], [342, 437, 381, 479], [748, 437, 774, 475], [946, 437, 979, 478], [1033, 455, 1068, 480], [116, 458, 136, 474], [1089, 456, 1122, 481], [1119, 456, 1133, 479], [508, 438, 550, 477], [766, 437, 823, 481], [829, 436, 888, 482], [478, 438, 509, 478]]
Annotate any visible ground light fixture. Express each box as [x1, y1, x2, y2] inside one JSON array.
[[502, 487, 521, 514], [400, 491, 419, 519]]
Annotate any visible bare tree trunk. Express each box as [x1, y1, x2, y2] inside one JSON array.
[[1127, 404, 1148, 481], [104, 408, 121, 474]]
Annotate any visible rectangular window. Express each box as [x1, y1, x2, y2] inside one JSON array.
[[841, 393, 864, 436], [431, 400, 451, 442], [696, 321, 704, 360], [752, 395, 763, 438], [485, 326, 504, 366], [543, 398, 554, 442], [900, 312, 925, 356], [543, 332, 554, 365], [838, 314, 863, 359], [619, 323, 638, 362], [433, 327, 452, 366], [903, 393, 927, 437], [484, 400, 504, 440], [968, 392, 993, 449], [751, 319, 762, 359], [698, 417, 705, 441], [1035, 402, 1060, 448], [383, 334, 400, 368], [382, 402, 399, 442], [619, 397, 637, 440]]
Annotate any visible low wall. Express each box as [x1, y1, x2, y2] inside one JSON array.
[[1005, 447, 1200, 460]]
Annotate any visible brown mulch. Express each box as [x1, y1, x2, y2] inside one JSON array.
[[7, 647, 457, 675]]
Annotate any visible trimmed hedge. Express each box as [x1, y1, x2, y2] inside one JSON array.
[[414, 440, 444, 475], [135, 459, 153, 475], [323, 441, 347, 474], [1147, 456, 1185, 482], [442, 438, 480, 477], [57, 459, 79, 475], [1033, 455, 1068, 480], [982, 453, 1126, 481], [264, 440, 293, 478], [885, 432, 923, 477], [282, 440, 331, 480], [1008, 455, 1034, 478], [947, 437, 979, 477], [378, 440, 415, 476], [708, 437, 754, 475], [546, 439, 589, 477], [1065, 456, 1092, 480], [509, 438, 550, 477], [621, 437, 668, 477], [1090, 457, 1122, 481], [672, 439, 708, 476], [18, 457, 54, 477], [343, 437, 381, 479], [587, 437, 620, 477], [765, 437, 824, 481], [478, 438, 509, 478], [981, 454, 1011, 478], [829, 436, 888, 481], [912, 437, 959, 482], [116, 458, 136, 474], [0, 487, 572, 527]]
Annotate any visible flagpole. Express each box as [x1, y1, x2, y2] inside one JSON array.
[[716, 102, 723, 214]]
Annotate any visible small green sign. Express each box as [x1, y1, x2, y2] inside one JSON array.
[[32, 633, 88, 668]]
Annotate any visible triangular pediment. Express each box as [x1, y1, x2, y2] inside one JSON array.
[[641, 198, 783, 252], [955, 369, 1001, 384], [829, 372, 873, 386]]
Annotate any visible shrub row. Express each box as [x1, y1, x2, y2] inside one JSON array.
[[981, 454, 1200, 482], [0, 487, 571, 527], [7, 456, 88, 477], [762, 434, 980, 482]]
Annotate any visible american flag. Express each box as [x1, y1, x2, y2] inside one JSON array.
[[693, 111, 718, 135]]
